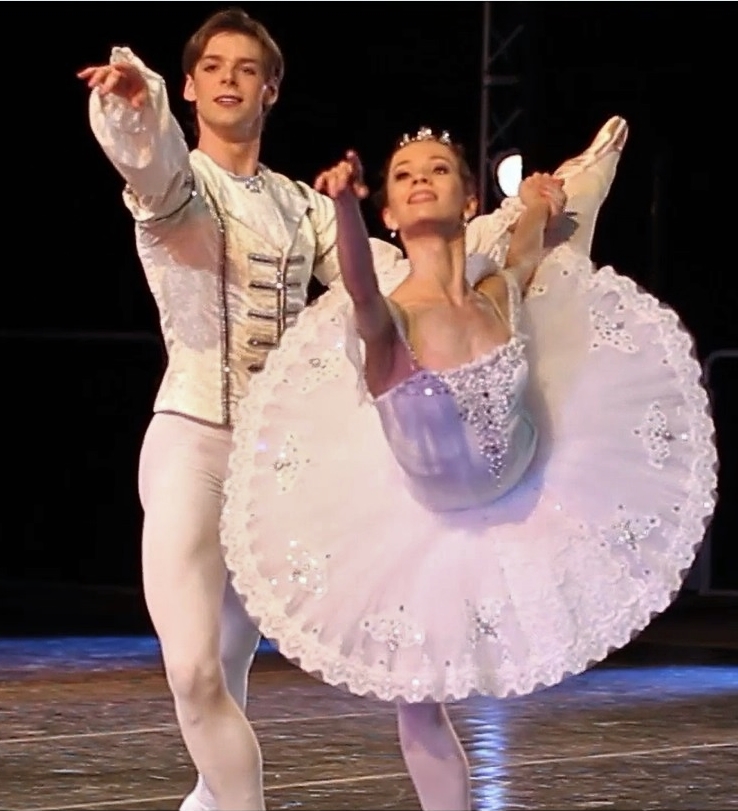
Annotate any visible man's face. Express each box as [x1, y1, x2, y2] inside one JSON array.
[[184, 31, 278, 140]]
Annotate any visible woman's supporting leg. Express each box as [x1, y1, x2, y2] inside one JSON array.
[[397, 702, 471, 811]]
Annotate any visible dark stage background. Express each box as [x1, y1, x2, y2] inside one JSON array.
[[1, 3, 736, 634]]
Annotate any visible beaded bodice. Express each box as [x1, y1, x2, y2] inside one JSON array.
[[374, 272, 537, 512]]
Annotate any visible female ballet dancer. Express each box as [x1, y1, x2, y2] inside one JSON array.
[[220, 121, 716, 810]]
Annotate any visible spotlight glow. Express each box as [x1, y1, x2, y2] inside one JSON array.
[[495, 152, 523, 198]]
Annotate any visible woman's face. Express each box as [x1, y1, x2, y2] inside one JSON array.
[[382, 140, 477, 238]]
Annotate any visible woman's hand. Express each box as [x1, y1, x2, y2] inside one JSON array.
[[519, 172, 566, 218], [314, 151, 369, 201]]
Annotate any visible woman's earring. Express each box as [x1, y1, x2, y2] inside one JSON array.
[[390, 230, 396, 239]]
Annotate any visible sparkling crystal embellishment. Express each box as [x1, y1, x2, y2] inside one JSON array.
[[240, 174, 265, 193], [634, 402, 676, 469], [589, 306, 637, 353], [272, 433, 301, 493], [285, 540, 328, 596], [398, 126, 452, 147], [602, 508, 661, 550], [364, 606, 425, 652], [439, 340, 525, 477], [300, 349, 344, 394], [466, 599, 502, 646]]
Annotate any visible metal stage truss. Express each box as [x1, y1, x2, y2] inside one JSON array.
[[477, 2, 525, 213]]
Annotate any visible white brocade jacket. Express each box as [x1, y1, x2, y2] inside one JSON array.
[[89, 48, 355, 427], [89, 49, 515, 427]]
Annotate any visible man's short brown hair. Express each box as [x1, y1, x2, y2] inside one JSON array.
[[181, 6, 284, 86]]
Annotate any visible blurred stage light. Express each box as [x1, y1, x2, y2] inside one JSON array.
[[490, 149, 522, 199]]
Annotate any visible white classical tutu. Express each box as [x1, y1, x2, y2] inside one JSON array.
[[221, 221, 717, 703]]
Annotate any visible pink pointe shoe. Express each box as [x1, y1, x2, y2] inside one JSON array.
[[542, 116, 629, 255], [553, 115, 629, 182]]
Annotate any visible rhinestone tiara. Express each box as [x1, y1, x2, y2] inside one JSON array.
[[397, 126, 452, 148]]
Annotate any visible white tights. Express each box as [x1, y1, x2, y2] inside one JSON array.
[[139, 413, 263, 811], [547, 150, 623, 256], [397, 703, 471, 811]]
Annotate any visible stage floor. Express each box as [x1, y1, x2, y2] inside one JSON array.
[[1, 598, 737, 810]]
